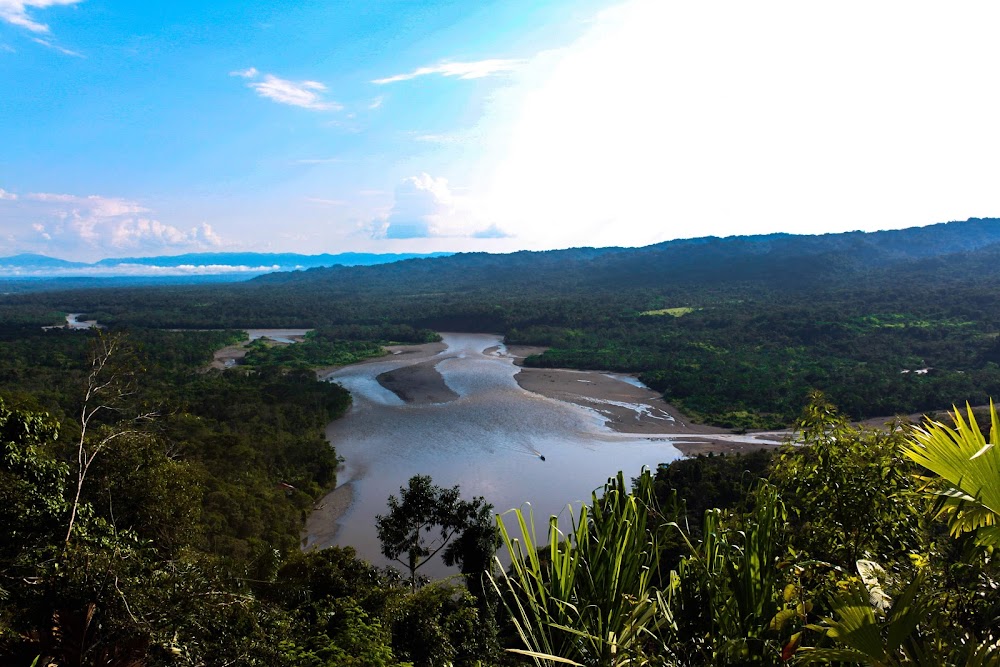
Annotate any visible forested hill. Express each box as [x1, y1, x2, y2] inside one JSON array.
[[250, 217, 1000, 295], [7, 217, 1000, 427]]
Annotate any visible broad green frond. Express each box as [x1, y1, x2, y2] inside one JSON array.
[[905, 401, 1000, 547]]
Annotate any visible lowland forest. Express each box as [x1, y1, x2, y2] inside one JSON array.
[[1, 218, 999, 665]]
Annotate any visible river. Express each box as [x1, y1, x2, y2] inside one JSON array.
[[309, 332, 685, 577]]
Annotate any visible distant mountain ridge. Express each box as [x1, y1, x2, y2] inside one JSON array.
[[252, 218, 1000, 296], [0, 251, 454, 278]]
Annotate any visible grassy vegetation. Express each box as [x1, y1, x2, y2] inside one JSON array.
[[639, 306, 696, 317]]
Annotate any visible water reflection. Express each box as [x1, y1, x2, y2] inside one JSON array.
[[315, 332, 683, 576]]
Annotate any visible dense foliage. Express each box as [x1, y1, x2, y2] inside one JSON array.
[[494, 398, 1000, 665], [7, 219, 1000, 426], [0, 327, 505, 665], [241, 326, 440, 371], [3, 220, 1000, 664]]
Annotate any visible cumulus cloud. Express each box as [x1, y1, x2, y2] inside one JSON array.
[[373, 58, 523, 85], [231, 67, 342, 111], [378, 174, 453, 239], [0, 188, 17, 200], [0, 0, 82, 34], [472, 223, 511, 239], [0, 262, 283, 278], [19, 191, 225, 256], [372, 174, 507, 240]]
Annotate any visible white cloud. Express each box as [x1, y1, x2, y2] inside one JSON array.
[[472, 223, 511, 239], [368, 96, 384, 110], [0, 0, 82, 34], [31, 36, 82, 57], [243, 72, 342, 111], [374, 173, 503, 240], [373, 59, 523, 85], [229, 66, 258, 78], [380, 174, 452, 239], [19, 191, 226, 256], [0, 262, 283, 278], [28, 192, 149, 217], [0, 188, 16, 200]]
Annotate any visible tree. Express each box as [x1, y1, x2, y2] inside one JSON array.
[[376, 475, 496, 590], [0, 397, 68, 637], [769, 392, 922, 567], [65, 331, 155, 544]]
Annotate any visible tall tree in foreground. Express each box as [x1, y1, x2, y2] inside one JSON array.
[[65, 331, 154, 544]]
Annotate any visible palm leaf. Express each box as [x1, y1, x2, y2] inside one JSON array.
[[905, 401, 1000, 547]]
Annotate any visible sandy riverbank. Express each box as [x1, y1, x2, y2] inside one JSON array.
[[303, 482, 354, 550], [208, 329, 311, 370], [210, 344, 248, 369], [512, 368, 787, 456]]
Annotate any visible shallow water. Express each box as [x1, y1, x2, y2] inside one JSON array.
[[245, 328, 312, 344], [315, 332, 684, 576]]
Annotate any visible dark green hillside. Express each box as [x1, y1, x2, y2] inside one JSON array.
[[5, 218, 1000, 425]]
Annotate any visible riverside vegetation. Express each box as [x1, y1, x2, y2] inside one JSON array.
[[2, 220, 1000, 664], [9, 219, 1000, 428], [1, 329, 997, 665]]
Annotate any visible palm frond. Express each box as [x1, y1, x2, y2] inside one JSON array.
[[905, 401, 1000, 547]]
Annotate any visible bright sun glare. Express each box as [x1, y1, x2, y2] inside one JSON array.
[[485, 0, 1000, 248]]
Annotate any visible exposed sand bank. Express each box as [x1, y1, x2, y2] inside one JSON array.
[[666, 438, 784, 456], [514, 367, 718, 435], [377, 360, 459, 404], [302, 482, 354, 550], [208, 329, 309, 370], [512, 367, 790, 455], [210, 344, 248, 370], [315, 341, 448, 381], [501, 344, 549, 364]]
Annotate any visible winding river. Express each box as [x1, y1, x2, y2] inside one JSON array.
[[309, 332, 685, 576]]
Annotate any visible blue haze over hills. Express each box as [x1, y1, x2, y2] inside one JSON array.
[[0, 251, 454, 278]]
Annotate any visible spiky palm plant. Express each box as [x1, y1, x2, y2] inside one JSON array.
[[797, 566, 999, 666], [905, 402, 1000, 548], [671, 482, 805, 665], [489, 470, 675, 667]]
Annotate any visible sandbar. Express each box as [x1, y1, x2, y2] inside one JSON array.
[[377, 360, 458, 404], [315, 341, 447, 380], [210, 344, 248, 370]]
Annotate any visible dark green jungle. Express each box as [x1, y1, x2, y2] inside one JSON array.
[[1, 219, 998, 665]]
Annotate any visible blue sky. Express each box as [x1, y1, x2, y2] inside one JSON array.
[[2, 1, 1000, 261]]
